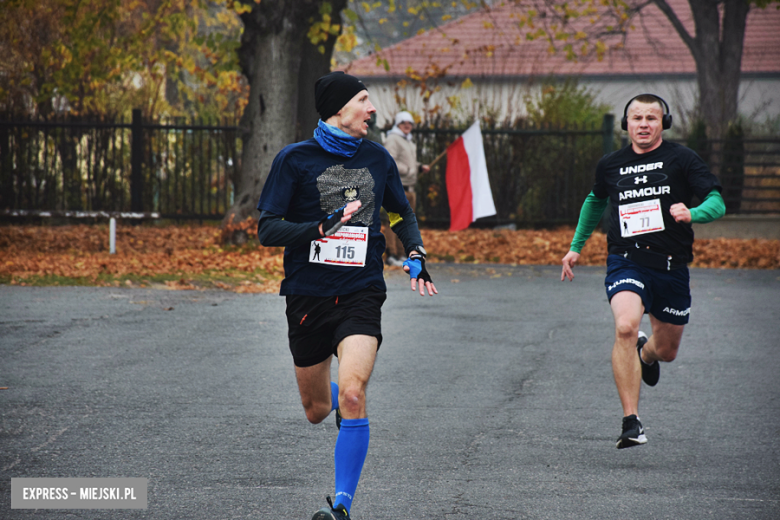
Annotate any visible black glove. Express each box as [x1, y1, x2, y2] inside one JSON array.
[[403, 252, 433, 284], [320, 205, 347, 237]]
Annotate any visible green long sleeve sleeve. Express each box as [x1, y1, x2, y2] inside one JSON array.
[[690, 190, 726, 224], [570, 191, 609, 253]]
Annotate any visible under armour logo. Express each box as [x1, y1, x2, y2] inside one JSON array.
[[634, 176, 648, 184]]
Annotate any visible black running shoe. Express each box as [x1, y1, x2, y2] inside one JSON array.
[[636, 331, 660, 387], [312, 495, 349, 520], [335, 408, 342, 430], [616, 414, 647, 449]]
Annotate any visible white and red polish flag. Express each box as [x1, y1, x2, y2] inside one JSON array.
[[445, 121, 496, 231]]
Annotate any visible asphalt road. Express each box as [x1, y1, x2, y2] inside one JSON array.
[[1, 265, 779, 519]]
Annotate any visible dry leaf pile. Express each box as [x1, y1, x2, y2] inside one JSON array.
[[1, 223, 777, 292], [0, 224, 284, 293]]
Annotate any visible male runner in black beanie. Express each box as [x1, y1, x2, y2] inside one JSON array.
[[256, 71, 437, 519]]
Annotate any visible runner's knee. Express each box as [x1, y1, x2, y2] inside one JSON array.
[[614, 317, 640, 341], [305, 407, 330, 424], [339, 385, 365, 416], [301, 398, 330, 424], [654, 340, 680, 362]]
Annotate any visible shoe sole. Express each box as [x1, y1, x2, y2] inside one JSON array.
[[312, 509, 337, 520], [616, 433, 648, 449]]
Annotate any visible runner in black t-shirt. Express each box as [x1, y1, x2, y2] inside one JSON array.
[[256, 72, 437, 520], [560, 94, 726, 449]]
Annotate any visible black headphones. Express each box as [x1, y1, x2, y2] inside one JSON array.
[[621, 94, 673, 130]]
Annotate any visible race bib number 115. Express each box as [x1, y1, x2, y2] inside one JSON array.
[[619, 198, 665, 237], [309, 226, 368, 267]]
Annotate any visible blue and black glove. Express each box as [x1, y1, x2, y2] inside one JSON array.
[[403, 252, 433, 284], [320, 205, 348, 237]]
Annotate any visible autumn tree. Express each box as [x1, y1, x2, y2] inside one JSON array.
[[630, 0, 775, 139], [0, 0, 246, 119]]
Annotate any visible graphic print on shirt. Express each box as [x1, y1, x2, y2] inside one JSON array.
[[616, 166, 670, 202], [616, 172, 668, 188], [316, 164, 376, 227]]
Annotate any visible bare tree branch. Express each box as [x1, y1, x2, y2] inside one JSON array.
[[651, 0, 696, 50]]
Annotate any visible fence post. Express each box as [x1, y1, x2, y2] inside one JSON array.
[[602, 114, 615, 156], [601, 114, 615, 234], [0, 114, 10, 209], [131, 108, 143, 212]]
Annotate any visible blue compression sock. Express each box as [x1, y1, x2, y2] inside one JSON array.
[[330, 381, 339, 412], [333, 418, 369, 512]]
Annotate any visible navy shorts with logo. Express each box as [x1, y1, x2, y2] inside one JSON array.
[[285, 286, 386, 367], [605, 254, 691, 325]]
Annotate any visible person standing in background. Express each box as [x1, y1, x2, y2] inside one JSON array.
[[382, 111, 430, 266]]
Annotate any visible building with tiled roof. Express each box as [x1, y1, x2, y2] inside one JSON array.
[[345, 0, 780, 130]]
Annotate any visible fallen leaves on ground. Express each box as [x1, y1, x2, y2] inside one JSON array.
[[0, 224, 777, 293], [0, 224, 284, 293]]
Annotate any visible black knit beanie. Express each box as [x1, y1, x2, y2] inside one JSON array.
[[315, 71, 367, 121]]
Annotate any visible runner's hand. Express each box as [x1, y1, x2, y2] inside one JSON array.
[[403, 253, 438, 296], [561, 250, 580, 282], [670, 203, 691, 223], [319, 200, 362, 236]]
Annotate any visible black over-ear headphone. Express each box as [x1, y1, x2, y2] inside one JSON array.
[[621, 94, 673, 131]]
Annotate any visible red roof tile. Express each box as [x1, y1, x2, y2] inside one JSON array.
[[345, 0, 780, 78]]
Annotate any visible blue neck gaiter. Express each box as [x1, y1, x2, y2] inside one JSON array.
[[314, 120, 362, 158]]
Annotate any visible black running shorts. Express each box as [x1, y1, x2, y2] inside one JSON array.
[[605, 254, 691, 325], [285, 286, 386, 367]]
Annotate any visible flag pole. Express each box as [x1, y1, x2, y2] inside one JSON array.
[[427, 119, 479, 169], [428, 146, 449, 169]]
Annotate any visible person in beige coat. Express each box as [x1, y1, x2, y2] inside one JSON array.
[[382, 111, 430, 265]]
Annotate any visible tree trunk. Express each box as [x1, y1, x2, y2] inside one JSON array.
[[222, 1, 322, 229], [652, 0, 750, 139], [295, 0, 348, 142], [222, 0, 347, 233], [718, 0, 750, 133]]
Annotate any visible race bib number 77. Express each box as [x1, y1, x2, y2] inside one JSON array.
[[619, 198, 665, 238], [309, 226, 368, 267]]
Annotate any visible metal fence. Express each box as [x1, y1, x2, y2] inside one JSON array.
[[1, 111, 778, 225], [0, 109, 240, 220], [413, 116, 615, 227], [671, 137, 780, 215]]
